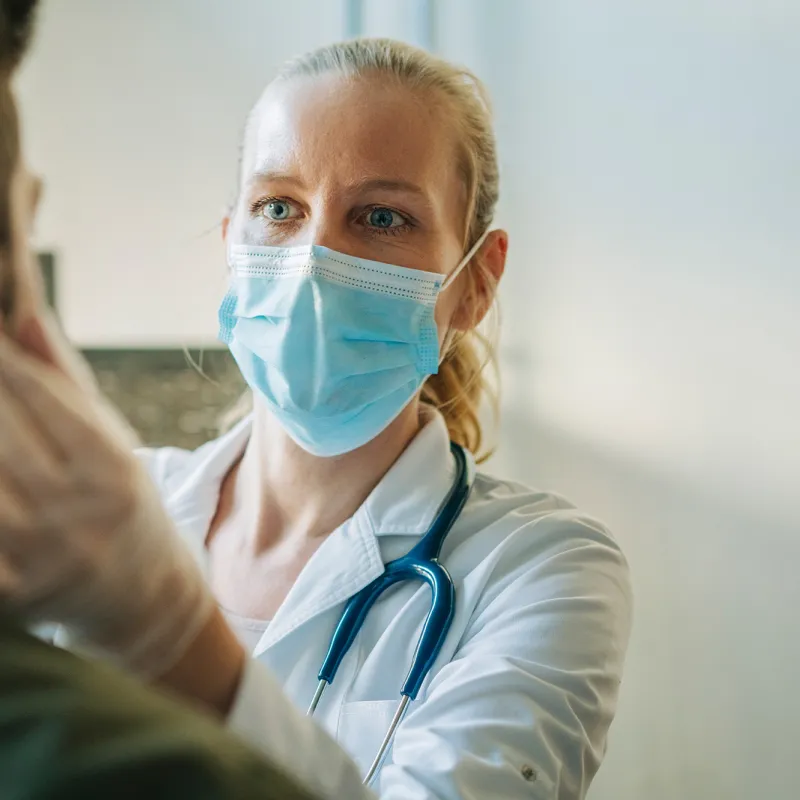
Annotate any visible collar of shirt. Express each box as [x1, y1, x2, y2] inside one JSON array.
[[151, 408, 467, 652]]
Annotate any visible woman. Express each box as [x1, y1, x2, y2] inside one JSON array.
[[0, 39, 632, 799]]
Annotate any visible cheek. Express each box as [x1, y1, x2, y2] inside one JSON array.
[[228, 206, 265, 247], [433, 283, 463, 343]]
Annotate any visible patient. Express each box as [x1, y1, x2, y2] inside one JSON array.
[[0, 611, 316, 799], [0, 3, 314, 797]]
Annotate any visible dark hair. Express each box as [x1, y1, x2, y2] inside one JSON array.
[[0, 0, 38, 74], [0, 0, 38, 319]]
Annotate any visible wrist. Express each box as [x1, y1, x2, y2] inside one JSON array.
[[155, 606, 247, 718], [63, 505, 216, 679]]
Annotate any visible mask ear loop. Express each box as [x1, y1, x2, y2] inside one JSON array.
[[437, 228, 493, 366], [440, 227, 492, 292]]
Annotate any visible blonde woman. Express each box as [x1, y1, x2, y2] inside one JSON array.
[[0, 39, 632, 799]]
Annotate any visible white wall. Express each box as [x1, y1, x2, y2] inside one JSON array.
[[15, 2, 800, 798], [438, 2, 799, 798], [16, 0, 344, 346]]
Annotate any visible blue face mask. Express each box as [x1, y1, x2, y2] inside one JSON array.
[[218, 234, 490, 457]]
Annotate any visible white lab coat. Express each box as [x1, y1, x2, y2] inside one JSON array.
[[140, 412, 632, 799]]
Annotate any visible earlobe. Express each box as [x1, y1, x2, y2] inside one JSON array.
[[221, 216, 230, 242]]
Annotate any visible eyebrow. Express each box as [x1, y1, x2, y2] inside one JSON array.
[[248, 170, 308, 190], [248, 171, 429, 200], [351, 177, 436, 216], [350, 177, 428, 198]]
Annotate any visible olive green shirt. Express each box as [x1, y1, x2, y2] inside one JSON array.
[[0, 612, 316, 800]]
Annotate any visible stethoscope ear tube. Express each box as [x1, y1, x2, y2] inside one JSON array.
[[363, 694, 411, 786], [307, 442, 475, 783]]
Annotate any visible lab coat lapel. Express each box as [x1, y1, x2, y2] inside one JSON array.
[[158, 415, 388, 653], [254, 510, 385, 653], [255, 413, 458, 654], [162, 411, 460, 656]]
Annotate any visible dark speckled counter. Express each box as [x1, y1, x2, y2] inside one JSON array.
[[81, 348, 246, 450]]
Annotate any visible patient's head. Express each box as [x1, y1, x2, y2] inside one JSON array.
[[0, 0, 38, 73], [0, 0, 39, 322], [0, 0, 38, 198]]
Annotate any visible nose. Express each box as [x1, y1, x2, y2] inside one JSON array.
[[306, 213, 351, 255], [304, 197, 373, 260], [280, 193, 381, 261]]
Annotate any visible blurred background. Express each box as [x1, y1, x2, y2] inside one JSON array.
[[14, 1, 800, 797]]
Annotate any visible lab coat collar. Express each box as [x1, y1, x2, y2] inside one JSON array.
[[165, 408, 461, 541], [256, 409, 462, 651], [161, 409, 466, 651], [163, 415, 253, 516], [361, 409, 459, 537]]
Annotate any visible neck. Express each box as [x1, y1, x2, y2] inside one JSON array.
[[226, 398, 423, 554]]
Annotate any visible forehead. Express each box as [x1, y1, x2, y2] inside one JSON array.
[[244, 74, 465, 206]]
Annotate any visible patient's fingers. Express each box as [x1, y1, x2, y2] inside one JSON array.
[[14, 313, 99, 393], [0, 334, 104, 461], [0, 477, 28, 531], [0, 553, 22, 598], [0, 376, 61, 488]]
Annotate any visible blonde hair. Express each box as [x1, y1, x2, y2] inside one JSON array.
[[224, 38, 501, 459]]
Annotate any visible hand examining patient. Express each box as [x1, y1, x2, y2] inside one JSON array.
[[0, 0, 245, 718], [0, 204, 244, 712], [0, 315, 210, 673]]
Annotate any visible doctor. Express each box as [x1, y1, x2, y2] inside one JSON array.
[[0, 38, 632, 799]]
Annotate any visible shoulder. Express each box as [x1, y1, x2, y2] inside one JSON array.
[[386, 471, 632, 797], [134, 417, 253, 502], [461, 470, 629, 570], [135, 445, 194, 492], [456, 470, 632, 644], [132, 435, 244, 563]]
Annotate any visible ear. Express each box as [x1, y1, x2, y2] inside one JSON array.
[[2, 164, 44, 337], [451, 229, 508, 331], [221, 215, 230, 243]]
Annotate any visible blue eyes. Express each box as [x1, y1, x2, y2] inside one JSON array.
[[256, 199, 412, 236], [262, 200, 296, 221], [367, 207, 405, 229]]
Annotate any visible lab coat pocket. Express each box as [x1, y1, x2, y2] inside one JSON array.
[[337, 699, 400, 777]]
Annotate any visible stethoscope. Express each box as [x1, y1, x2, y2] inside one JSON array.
[[306, 442, 474, 785]]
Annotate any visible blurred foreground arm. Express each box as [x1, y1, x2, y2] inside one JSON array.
[[0, 609, 317, 800]]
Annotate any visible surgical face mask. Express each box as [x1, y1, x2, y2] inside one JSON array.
[[218, 230, 490, 457]]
